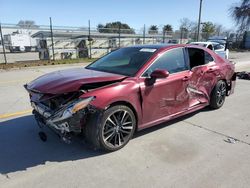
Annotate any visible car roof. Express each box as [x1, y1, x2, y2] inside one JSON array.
[[125, 44, 215, 53], [191, 41, 221, 46], [208, 39, 226, 44], [191, 42, 212, 45], [126, 44, 177, 49]]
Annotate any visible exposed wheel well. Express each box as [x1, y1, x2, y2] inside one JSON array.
[[220, 79, 229, 93], [209, 79, 227, 98], [107, 101, 138, 129]]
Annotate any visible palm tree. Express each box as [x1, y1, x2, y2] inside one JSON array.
[[230, 0, 250, 31], [163, 24, 173, 32], [149, 25, 158, 34], [162, 24, 173, 43]]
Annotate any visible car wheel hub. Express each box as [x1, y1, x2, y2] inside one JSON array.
[[102, 109, 133, 148], [216, 82, 226, 106]]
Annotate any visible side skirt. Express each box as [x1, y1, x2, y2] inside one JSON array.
[[137, 103, 208, 131]]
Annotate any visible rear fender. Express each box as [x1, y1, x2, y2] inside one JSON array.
[[227, 73, 236, 96]]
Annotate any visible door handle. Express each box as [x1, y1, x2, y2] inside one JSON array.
[[182, 76, 190, 81], [207, 68, 216, 73]]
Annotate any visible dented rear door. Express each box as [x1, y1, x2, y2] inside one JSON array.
[[188, 63, 219, 106]]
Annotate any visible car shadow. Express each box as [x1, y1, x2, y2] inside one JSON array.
[[0, 115, 105, 174], [0, 107, 211, 174], [134, 107, 211, 138]]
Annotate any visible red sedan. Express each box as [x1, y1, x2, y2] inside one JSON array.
[[25, 44, 236, 151]]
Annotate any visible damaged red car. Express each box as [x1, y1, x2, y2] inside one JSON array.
[[25, 44, 236, 151]]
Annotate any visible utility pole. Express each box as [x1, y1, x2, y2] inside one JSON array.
[[197, 0, 203, 41], [163, 30, 166, 43], [0, 23, 7, 64], [49, 17, 55, 61], [88, 20, 92, 59]]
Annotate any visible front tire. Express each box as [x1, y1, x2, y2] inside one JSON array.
[[210, 80, 227, 109], [85, 105, 136, 151]]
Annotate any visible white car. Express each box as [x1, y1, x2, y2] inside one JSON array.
[[190, 41, 229, 59]]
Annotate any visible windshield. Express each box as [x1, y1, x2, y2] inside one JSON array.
[[208, 40, 226, 46], [86, 47, 157, 76]]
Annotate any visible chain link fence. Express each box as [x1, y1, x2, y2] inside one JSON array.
[[0, 22, 237, 64]]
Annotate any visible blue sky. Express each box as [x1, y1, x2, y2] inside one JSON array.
[[0, 0, 239, 30]]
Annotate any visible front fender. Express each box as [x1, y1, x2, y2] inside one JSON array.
[[80, 79, 143, 125]]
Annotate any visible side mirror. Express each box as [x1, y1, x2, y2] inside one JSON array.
[[150, 69, 169, 79]]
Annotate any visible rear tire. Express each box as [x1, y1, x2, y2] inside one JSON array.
[[85, 105, 136, 152], [210, 80, 227, 109]]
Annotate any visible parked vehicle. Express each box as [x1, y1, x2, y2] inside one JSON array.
[[190, 41, 229, 59], [208, 37, 229, 58], [4, 31, 37, 52], [25, 44, 236, 151]]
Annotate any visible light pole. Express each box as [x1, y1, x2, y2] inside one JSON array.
[[197, 0, 203, 41]]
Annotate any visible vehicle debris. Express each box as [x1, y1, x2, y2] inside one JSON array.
[[224, 137, 238, 144], [236, 72, 250, 80]]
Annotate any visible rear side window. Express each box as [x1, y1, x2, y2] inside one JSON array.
[[143, 48, 188, 76], [214, 44, 224, 50], [187, 48, 214, 69], [205, 51, 214, 64]]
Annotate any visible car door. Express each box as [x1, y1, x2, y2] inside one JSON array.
[[186, 47, 219, 106], [214, 44, 226, 59], [138, 47, 190, 127]]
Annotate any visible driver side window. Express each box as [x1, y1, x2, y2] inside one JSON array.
[[143, 48, 188, 77]]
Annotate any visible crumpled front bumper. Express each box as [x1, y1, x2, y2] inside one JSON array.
[[31, 102, 95, 136]]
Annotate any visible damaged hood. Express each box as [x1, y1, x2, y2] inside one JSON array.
[[26, 68, 127, 94]]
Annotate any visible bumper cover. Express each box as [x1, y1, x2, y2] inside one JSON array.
[[32, 102, 94, 135]]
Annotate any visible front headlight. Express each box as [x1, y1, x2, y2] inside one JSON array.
[[62, 97, 94, 119], [71, 97, 94, 113]]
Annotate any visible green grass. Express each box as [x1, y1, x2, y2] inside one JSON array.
[[52, 58, 97, 64], [0, 58, 98, 69]]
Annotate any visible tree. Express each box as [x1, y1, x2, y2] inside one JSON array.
[[148, 25, 158, 34], [179, 18, 198, 40], [97, 24, 105, 32], [180, 27, 189, 39], [179, 18, 194, 32], [229, 0, 250, 32], [17, 20, 39, 28], [202, 22, 216, 40], [97, 22, 135, 34], [214, 24, 224, 36], [163, 25, 172, 32], [163, 24, 173, 32]]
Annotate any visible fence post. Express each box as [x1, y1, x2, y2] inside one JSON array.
[[180, 28, 183, 44], [143, 24, 146, 44], [0, 23, 7, 64], [49, 17, 55, 61], [88, 20, 92, 59], [118, 23, 121, 48], [162, 30, 166, 43]]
